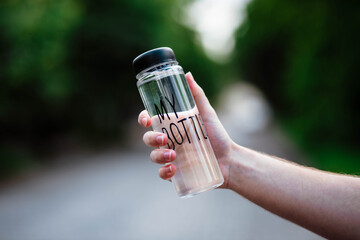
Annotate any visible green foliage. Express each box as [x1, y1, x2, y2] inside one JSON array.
[[0, 0, 219, 174], [310, 146, 360, 175], [66, 0, 220, 139], [235, 0, 360, 173], [0, 0, 81, 101]]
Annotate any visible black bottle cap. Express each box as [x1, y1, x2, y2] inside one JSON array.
[[132, 47, 177, 75]]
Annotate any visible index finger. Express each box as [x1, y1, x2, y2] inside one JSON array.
[[138, 110, 152, 127]]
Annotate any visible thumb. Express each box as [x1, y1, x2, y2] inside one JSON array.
[[185, 72, 217, 121]]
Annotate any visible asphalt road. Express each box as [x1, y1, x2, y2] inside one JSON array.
[[0, 83, 323, 240]]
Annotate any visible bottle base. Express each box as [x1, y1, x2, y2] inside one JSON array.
[[177, 179, 224, 199]]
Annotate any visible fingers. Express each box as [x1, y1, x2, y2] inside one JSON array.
[[143, 131, 168, 147], [150, 149, 176, 164], [185, 72, 217, 119], [159, 164, 176, 180], [138, 110, 151, 127]]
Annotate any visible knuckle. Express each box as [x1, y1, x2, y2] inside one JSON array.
[[138, 110, 149, 125], [149, 151, 156, 162], [139, 110, 147, 117], [150, 150, 160, 162], [142, 131, 152, 144], [158, 168, 164, 178], [138, 111, 145, 121]]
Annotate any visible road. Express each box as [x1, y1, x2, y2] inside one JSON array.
[[0, 83, 323, 240]]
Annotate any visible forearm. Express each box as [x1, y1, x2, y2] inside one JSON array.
[[228, 143, 360, 239]]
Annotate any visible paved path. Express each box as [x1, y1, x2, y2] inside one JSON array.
[[0, 83, 323, 240]]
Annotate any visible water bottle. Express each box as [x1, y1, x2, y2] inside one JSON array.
[[133, 47, 224, 198]]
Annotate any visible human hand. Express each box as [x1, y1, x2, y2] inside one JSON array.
[[138, 72, 233, 188]]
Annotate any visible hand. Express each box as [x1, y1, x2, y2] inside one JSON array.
[[138, 72, 360, 239], [137, 72, 234, 188]]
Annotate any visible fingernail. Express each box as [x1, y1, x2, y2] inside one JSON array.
[[164, 151, 172, 161], [141, 118, 147, 127], [156, 135, 164, 145], [168, 165, 173, 173]]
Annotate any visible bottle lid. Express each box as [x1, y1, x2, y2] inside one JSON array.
[[132, 47, 177, 75]]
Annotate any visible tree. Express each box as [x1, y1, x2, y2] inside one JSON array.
[[234, 0, 360, 173]]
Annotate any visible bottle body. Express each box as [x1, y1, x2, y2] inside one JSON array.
[[137, 63, 224, 198]]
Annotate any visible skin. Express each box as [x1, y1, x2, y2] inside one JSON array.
[[138, 72, 360, 239]]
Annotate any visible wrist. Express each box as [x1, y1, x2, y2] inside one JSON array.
[[226, 142, 257, 192]]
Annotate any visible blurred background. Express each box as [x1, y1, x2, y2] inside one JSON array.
[[0, 0, 359, 239]]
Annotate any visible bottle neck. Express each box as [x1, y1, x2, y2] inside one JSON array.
[[136, 60, 178, 80]]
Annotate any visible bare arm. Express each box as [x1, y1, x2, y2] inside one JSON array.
[[138, 72, 360, 239], [228, 144, 360, 239]]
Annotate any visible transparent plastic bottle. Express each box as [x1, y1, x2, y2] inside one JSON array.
[[133, 47, 224, 198]]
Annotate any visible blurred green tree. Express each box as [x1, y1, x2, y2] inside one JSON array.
[[0, 0, 219, 178], [0, 0, 82, 177], [234, 0, 360, 173], [67, 0, 220, 140]]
